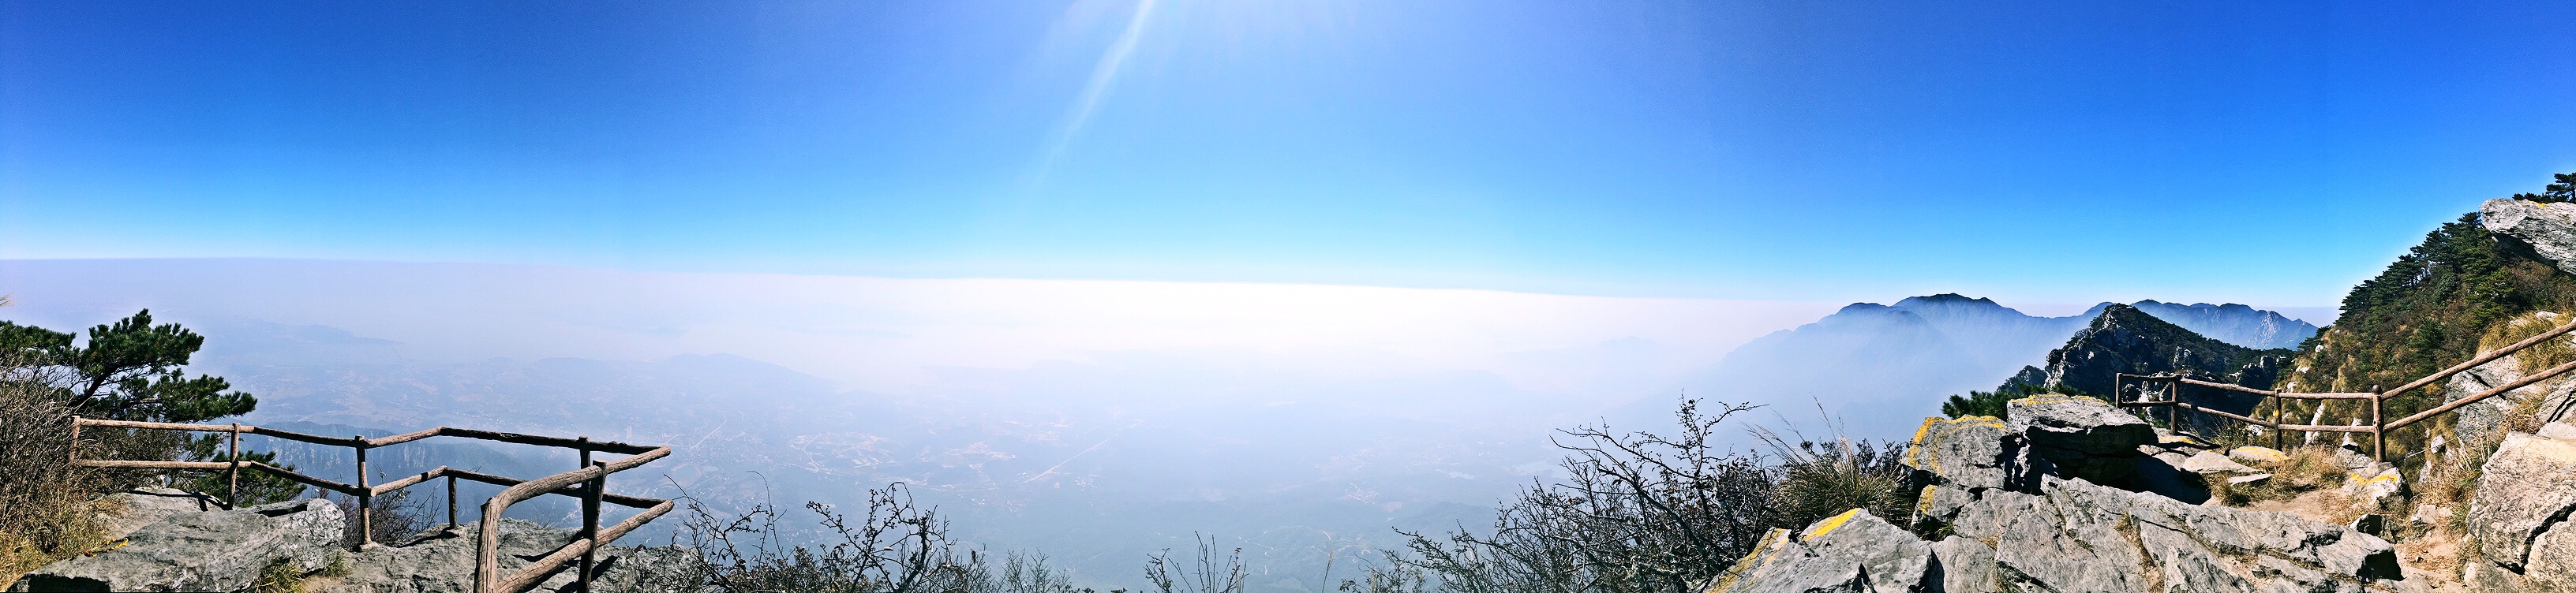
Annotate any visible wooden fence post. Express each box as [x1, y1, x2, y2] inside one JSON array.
[[228, 423, 242, 509], [355, 438, 372, 549], [2271, 401, 2285, 449], [447, 474, 459, 531], [68, 416, 80, 465], [579, 461, 605, 593], [2371, 396, 2385, 461], [2166, 379, 2181, 431]]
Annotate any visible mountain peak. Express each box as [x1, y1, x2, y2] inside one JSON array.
[[1896, 293, 2001, 307]]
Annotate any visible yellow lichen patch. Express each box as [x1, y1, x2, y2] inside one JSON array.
[[1703, 528, 1792, 593], [1907, 416, 2004, 473], [1803, 508, 1864, 540], [2017, 393, 2113, 408], [2230, 446, 2289, 464], [2347, 471, 2402, 486]]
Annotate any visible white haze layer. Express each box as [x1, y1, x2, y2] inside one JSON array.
[[0, 259, 1834, 411]]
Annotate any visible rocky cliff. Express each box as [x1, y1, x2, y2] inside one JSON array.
[[2127, 300, 2318, 350], [2001, 304, 2292, 433]]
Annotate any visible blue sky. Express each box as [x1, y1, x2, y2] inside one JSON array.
[[4, 1, 2573, 306]]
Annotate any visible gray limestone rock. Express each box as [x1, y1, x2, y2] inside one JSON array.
[[2441, 353, 2572, 447], [1704, 510, 1932, 593], [99, 488, 226, 542], [2177, 450, 2258, 475], [2468, 432, 2576, 591], [1902, 416, 2039, 494], [2006, 394, 2155, 486], [14, 498, 343, 593], [316, 519, 698, 593], [1938, 476, 2398, 592], [1929, 536, 2001, 593], [2484, 198, 2576, 274]]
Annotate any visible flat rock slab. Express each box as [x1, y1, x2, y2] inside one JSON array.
[[15, 498, 342, 593], [2008, 394, 2155, 485], [2179, 450, 2259, 475], [2228, 446, 2290, 464]]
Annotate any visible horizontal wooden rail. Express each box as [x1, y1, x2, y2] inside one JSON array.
[[2377, 317, 2576, 400], [73, 459, 232, 470], [69, 419, 660, 454], [70, 416, 676, 593], [2116, 316, 2576, 461], [2271, 423, 2379, 434], [489, 500, 676, 593], [2387, 356, 2576, 430], [476, 448, 669, 593], [2173, 377, 2376, 400], [373, 466, 665, 508]]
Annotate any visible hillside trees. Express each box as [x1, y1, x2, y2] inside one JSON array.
[[2510, 172, 2576, 203], [0, 308, 302, 504]]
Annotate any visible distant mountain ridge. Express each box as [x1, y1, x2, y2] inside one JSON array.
[[1643, 294, 2318, 438], [2001, 304, 2293, 433], [2126, 300, 2318, 349]]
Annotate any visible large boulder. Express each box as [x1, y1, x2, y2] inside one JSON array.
[[1703, 509, 1934, 593], [317, 519, 697, 593], [2007, 394, 2155, 485], [2484, 198, 2576, 274], [1902, 416, 2038, 494], [14, 498, 343, 592], [2467, 431, 2576, 591]]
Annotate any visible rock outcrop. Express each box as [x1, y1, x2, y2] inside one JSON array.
[[317, 519, 696, 593], [2127, 300, 2320, 350], [2008, 393, 2155, 486], [1766, 395, 2415, 593], [2466, 431, 2576, 591], [2442, 352, 2576, 448], [1705, 509, 1935, 593], [2001, 305, 2295, 436], [12, 495, 696, 593], [2483, 198, 2576, 274], [13, 498, 343, 592]]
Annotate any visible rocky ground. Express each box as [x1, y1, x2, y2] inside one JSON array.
[[1706, 393, 2576, 593], [8, 490, 696, 593]]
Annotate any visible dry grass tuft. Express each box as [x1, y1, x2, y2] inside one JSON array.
[[2480, 311, 2576, 376], [2210, 446, 2349, 506], [0, 360, 115, 583]]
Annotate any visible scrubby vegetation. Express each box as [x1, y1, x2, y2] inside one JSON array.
[[1940, 382, 2082, 420], [661, 482, 1090, 593], [1339, 399, 1915, 593], [2275, 175, 2576, 473], [2205, 446, 2346, 506], [0, 352, 115, 581], [0, 304, 305, 581]]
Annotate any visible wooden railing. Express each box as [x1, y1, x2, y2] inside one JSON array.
[[68, 418, 674, 593], [2114, 318, 2576, 461]]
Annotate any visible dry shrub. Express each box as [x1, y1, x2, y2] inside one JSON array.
[[0, 360, 114, 580], [2479, 311, 2576, 376], [2211, 446, 2348, 506]]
